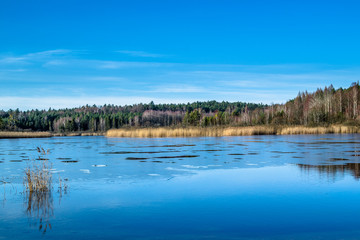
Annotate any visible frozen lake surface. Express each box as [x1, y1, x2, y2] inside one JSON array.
[[1, 134, 360, 239]]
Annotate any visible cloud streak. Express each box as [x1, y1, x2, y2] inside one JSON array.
[[0, 96, 202, 111], [0, 49, 73, 65], [96, 60, 176, 69], [116, 50, 166, 58]]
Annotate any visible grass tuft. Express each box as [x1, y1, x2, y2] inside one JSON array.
[[24, 147, 52, 193]]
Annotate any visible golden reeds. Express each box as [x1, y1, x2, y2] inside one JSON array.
[[0, 131, 105, 138], [278, 125, 360, 135], [80, 132, 104, 136], [24, 163, 52, 193], [24, 148, 52, 193], [52, 132, 104, 137], [106, 126, 276, 138], [106, 125, 360, 138], [0, 131, 52, 139]]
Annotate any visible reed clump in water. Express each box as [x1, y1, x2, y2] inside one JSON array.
[[23, 147, 67, 234], [0, 131, 52, 139], [24, 147, 52, 193], [23, 147, 53, 234], [106, 125, 360, 138]]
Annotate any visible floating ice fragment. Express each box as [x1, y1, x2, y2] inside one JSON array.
[[92, 164, 106, 167], [181, 165, 208, 169], [165, 167, 193, 172], [80, 169, 91, 174]]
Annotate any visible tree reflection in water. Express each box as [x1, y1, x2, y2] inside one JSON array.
[[298, 163, 360, 180]]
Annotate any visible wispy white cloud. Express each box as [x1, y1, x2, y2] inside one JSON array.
[[42, 60, 66, 67], [0, 49, 73, 65], [97, 60, 176, 69], [25, 49, 72, 58], [116, 50, 166, 58], [0, 68, 27, 72], [0, 57, 27, 64], [0, 96, 202, 110], [158, 70, 357, 90], [151, 84, 207, 93], [88, 76, 127, 82]]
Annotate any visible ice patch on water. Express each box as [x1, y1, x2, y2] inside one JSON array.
[[247, 163, 258, 166], [92, 164, 106, 167], [80, 169, 91, 174], [165, 167, 194, 172], [148, 174, 160, 176], [182, 165, 208, 169]]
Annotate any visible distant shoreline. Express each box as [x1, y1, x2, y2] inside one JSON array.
[[1, 125, 360, 139]]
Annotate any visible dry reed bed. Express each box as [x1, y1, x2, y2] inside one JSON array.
[[80, 132, 104, 136], [0, 131, 52, 138], [106, 125, 360, 138], [52, 132, 104, 137], [0, 131, 104, 138], [278, 126, 360, 135]]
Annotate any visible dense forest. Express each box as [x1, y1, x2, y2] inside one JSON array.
[[1, 83, 359, 133]]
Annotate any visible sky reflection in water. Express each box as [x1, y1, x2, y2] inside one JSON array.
[[1, 134, 360, 239]]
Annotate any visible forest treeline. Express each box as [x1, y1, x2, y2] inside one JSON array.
[[1, 83, 359, 133]]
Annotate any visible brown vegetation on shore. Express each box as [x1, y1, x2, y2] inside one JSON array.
[[0, 131, 52, 139], [80, 132, 104, 136], [106, 125, 360, 138], [52, 132, 104, 137], [278, 125, 360, 135], [0, 131, 105, 139], [1, 126, 359, 139]]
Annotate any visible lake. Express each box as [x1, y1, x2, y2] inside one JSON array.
[[1, 134, 360, 239]]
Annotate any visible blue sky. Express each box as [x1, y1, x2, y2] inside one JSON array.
[[1, 0, 360, 110]]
